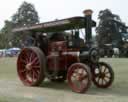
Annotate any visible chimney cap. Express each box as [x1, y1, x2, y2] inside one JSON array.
[[83, 9, 93, 16]]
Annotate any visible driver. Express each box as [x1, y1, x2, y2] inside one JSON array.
[[74, 31, 85, 47], [50, 32, 65, 41]]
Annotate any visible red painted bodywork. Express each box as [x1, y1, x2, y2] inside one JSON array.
[[47, 41, 79, 71]]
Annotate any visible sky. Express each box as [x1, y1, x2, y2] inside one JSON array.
[[0, 0, 128, 29]]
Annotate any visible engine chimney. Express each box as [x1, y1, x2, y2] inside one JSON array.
[[83, 9, 93, 42]]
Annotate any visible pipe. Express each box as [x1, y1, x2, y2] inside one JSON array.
[[83, 9, 93, 42]]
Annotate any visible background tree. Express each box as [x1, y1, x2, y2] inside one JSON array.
[[0, 1, 39, 48], [12, 1, 39, 27], [96, 9, 127, 47], [0, 20, 14, 48], [0, 33, 6, 48]]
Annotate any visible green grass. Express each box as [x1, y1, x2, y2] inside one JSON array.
[[0, 57, 128, 102], [0, 57, 17, 79]]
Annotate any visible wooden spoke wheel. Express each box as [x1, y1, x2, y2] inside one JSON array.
[[67, 63, 91, 93], [92, 62, 114, 88], [17, 47, 46, 86]]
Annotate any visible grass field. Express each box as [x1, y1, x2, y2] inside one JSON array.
[[0, 57, 128, 102]]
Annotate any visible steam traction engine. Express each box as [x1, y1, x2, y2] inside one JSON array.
[[13, 9, 114, 93]]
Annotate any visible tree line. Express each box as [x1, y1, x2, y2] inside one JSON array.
[[0, 1, 127, 49], [0, 1, 39, 49], [96, 9, 127, 47]]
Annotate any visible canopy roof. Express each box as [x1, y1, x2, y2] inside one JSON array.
[[12, 16, 96, 33]]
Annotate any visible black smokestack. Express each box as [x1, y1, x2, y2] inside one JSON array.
[[83, 9, 93, 42]]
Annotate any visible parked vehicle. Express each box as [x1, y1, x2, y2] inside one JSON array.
[[13, 9, 114, 93], [0, 49, 6, 57], [7, 48, 21, 57]]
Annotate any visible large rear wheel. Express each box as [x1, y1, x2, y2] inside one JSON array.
[[17, 47, 46, 86], [67, 63, 91, 93]]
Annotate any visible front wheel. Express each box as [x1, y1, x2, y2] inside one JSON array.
[[67, 63, 91, 93], [92, 62, 114, 88]]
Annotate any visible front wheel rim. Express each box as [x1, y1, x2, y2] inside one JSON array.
[[92, 62, 114, 88]]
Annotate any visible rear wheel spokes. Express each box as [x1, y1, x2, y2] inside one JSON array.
[[31, 70, 39, 82], [29, 71, 34, 82], [33, 70, 39, 79], [25, 70, 36, 82], [25, 51, 31, 64], [32, 67, 40, 77], [17, 47, 45, 86], [29, 51, 36, 62], [29, 53, 33, 62], [32, 65, 40, 69], [19, 68, 26, 73], [20, 58, 27, 65], [31, 57, 39, 65], [23, 50, 35, 64], [20, 52, 40, 79], [28, 66, 40, 82]]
